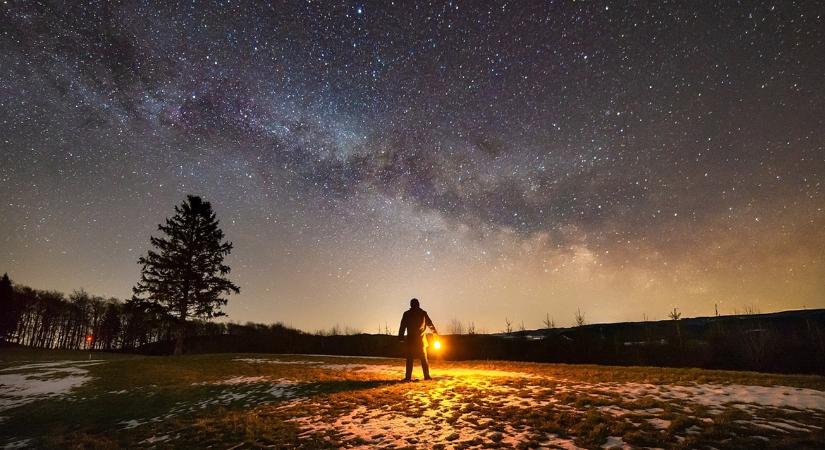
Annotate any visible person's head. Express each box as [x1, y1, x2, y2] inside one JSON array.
[[410, 298, 420, 308]]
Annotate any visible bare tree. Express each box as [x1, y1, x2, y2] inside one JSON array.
[[574, 308, 586, 327], [447, 318, 465, 335], [504, 317, 512, 334], [669, 307, 683, 348], [518, 320, 526, 333], [467, 321, 476, 335], [743, 304, 760, 315], [542, 313, 555, 329], [343, 326, 361, 335]]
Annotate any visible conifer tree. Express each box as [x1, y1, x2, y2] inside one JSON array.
[[133, 195, 239, 355]]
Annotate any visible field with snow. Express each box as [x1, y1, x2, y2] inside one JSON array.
[[1, 351, 824, 449]]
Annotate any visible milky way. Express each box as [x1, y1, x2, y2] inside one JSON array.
[[1, 1, 823, 331]]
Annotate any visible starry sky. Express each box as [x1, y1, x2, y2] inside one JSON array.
[[1, 1, 824, 332]]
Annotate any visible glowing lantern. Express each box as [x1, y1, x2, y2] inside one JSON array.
[[85, 334, 93, 343], [433, 340, 442, 350]]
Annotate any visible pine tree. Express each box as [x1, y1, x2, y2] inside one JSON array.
[[133, 195, 240, 355]]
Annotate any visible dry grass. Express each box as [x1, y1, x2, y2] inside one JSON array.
[[1, 351, 824, 449]]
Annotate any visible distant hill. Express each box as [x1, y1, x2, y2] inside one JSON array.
[[473, 308, 825, 374], [497, 308, 825, 339]]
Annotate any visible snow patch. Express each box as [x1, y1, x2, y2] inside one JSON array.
[[119, 419, 148, 430], [140, 434, 171, 444], [600, 382, 825, 411], [193, 376, 268, 386], [0, 360, 102, 412], [2, 439, 32, 449], [602, 436, 631, 449], [540, 434, 585, 450], [293, 405, 489, 448], [646, 417, 671, 430]]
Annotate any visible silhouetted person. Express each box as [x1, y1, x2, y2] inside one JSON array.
[[398, 298, 438, 381]]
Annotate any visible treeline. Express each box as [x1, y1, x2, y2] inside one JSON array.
[[446, 309, 825, 375], [0, 274, 340, 354], [138, 324, 401, 357], [0, 274, 224, 351], [3, 274, 825, 375], [139, 309, 825, 375]]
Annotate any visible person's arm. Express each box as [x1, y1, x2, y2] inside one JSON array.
[[425, 312, 437, 335], [398, 312, 407, 341]]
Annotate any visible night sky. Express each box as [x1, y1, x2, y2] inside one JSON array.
[[2, 1, 824, 332]]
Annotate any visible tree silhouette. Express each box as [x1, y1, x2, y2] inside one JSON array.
[[0, 273, 18, 342], [448, 318, 465, 335], [133, 195, 240, 355], [669, 307, 683, 348], [99, 301, 122, 350], [574, 308, 586, 327]]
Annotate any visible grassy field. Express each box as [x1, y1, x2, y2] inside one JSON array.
[[1, 350, 824, 449]]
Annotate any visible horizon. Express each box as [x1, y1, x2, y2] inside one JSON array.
[[3, 273, 820, 336], [2, 1, 824, 333]]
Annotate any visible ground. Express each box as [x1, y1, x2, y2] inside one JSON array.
[[1, 350, 824, 449]]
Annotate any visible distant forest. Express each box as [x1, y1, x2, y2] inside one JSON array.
[[0, 273, 224, 351], [0, 273, 354, 352], [2, 274, 824, 375]]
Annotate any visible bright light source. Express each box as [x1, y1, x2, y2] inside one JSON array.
[[433, 340, 442, 350]]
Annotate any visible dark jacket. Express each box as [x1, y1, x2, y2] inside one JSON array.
[[398, 306, 437, 348]]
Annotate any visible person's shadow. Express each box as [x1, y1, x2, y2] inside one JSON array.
[[309, 379, 407, 395]]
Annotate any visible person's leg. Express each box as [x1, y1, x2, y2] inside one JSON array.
[[421, 346, 431, 380], [404, 348, 413, 380]]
